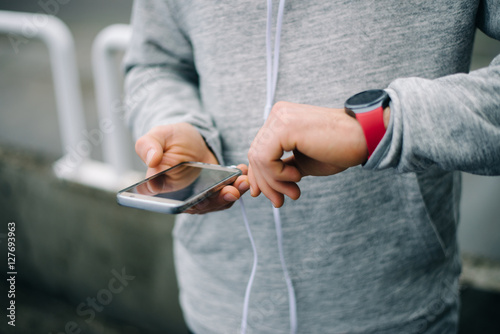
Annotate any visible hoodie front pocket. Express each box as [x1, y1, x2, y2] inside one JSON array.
[[397, 172, 447, 264]]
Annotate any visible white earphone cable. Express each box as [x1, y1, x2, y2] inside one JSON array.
[[239, 197, 258, 334], [273, 206, 298, 334], [240, 1, 297, 333]]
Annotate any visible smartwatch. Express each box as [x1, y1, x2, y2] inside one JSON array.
[[345, 89, 390, 159]]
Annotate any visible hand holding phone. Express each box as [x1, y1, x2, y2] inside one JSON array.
[[129, 123, 250, 214], [135, 123, 220, 178], [118, 162, 245, 214]]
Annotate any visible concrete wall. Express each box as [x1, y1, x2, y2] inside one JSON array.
[[0, 145, 187, 333], [459, 174, 500, 262]]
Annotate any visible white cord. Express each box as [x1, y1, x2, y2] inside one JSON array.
[[239, 197, 258, 334], [240, 1, 297, 333], [265, 0, 298, 332], [263, 0, 287, 120], [273, 206, 298, 334]]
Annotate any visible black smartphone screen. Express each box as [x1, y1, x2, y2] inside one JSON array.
[[117, 162, 241, 214], [128, 164, 238, 201]]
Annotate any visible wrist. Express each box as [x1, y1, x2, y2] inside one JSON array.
[[344, 89, 390, 159], [383, 106, 391, 129], [201, 135, 220, 165]]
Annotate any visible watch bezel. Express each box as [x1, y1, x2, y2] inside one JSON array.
[[345, 89, 390, 114]]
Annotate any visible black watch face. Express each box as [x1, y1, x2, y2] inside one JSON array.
[[348, 90, 385, 105], [345, 89, 389, 113]]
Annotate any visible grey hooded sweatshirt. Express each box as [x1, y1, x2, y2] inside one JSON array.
[[124, 1, 500, 333]]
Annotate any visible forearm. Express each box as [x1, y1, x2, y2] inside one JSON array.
[[366, 55, 500, 175], [124, 0, 224, 164], [124, 65, 224, 165]]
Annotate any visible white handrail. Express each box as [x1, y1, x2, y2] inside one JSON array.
[[0, 13, 142, 191], [0, 10, 87, 176], [92, 24, 133, 176]]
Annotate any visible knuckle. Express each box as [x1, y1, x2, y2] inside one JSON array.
[[272, 101, 292, 125], [272, 101, 289, 114], [248, 147, 258, 163], [258, 127, 274, 143], [267, 103, 293, 137]]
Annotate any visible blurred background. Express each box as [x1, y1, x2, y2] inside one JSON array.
[[1, 1, 500, 333]]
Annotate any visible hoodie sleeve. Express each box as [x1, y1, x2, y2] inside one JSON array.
[[365, 0, 500, 175], [123, 0, 224, 164]]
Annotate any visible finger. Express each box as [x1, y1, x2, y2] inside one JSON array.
[[251, 158, 301, 202], [200, 186, 241, 211], [146, 167, 162, 178], [135, 180, 157, 196], [260, 177, 300, 204], [263, 186, 285, 208], [267, 180, 301, 201], [248, 155, 288, 206], [233, 175, 250, 194], [220, 185, 241, 202], [247, 165, 261, 197], [184, 186, 239, 214], [250, 165, 286, 207], [135, 134, 163, 168], [187, 200, 235, 215], [283, 155, 306, 176], [266, 160, 302, 183], [236, 164, 248, 175]]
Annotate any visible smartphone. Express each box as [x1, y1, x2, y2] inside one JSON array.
[[117, 162, 242, 214]]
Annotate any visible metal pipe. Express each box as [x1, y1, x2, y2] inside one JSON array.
[[92, 24, 132, 176], [0, 10, 87, 176]]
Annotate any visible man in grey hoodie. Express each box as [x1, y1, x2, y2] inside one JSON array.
[[125, 1, 500, 333]]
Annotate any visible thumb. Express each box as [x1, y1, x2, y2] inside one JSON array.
[[135, 133, 163, 168], [283, 152, 308, 177]]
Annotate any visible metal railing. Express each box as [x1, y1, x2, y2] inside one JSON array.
[[0, 11, 140, 191], [92, 24, 133, 177], [0, 10, 87, 170]]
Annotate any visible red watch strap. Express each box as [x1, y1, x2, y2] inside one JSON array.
[[355, 106, 386, 158]]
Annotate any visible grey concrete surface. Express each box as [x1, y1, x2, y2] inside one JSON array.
[[459, 173, 500, 262], [0, 145, 187, 333], [459, 285, 500, 334]]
